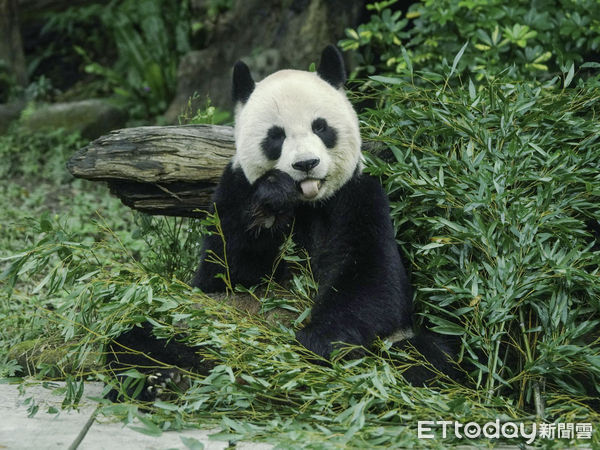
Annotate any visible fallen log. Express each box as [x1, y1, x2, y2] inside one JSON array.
[[67, 124, 235, 217]]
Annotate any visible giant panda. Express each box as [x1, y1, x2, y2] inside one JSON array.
[[106, 46, 455, 401]]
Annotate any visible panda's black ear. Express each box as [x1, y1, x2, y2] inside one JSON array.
[[317, 45, 346, 89], [232, 60, 255, 104]]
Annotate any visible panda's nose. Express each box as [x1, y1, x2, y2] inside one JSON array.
[[292, 158, 320, 172]]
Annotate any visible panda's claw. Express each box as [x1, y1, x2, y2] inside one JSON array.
[[141, 368, 191, 401]]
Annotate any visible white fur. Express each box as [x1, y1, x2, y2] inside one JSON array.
[[232, 69, 362, 201]]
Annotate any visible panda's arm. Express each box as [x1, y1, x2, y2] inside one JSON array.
[[296, 175, 414, 358], [191, 163, 297, 291]]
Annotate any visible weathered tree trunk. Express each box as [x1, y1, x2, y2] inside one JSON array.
[[67, 125, 235, 217], [0, 0, 27, 88]]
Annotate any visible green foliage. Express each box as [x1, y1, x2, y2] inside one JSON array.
[[22, 75, 61, 102], [0, 61, 59, 103], [83, 0, 190, 118], [189, 0, 234, 43], [36, 3, 109, 74], [341, 1, 410, 77], [363, 62, 600, 412], [0, 125, 192, 375], [0, 126, 138, 364], [132, 214, 203, 281], [2, 2, 600, 444], [177, 95, 231, 125], [43, 0, 191, 119], [0, 126, 85, 182], [203, 0, 234, 22], [0, 60, 19, 103], [341, 0, 600, 80], [2, 205, 599, 445]]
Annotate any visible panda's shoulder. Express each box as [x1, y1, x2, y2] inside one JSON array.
[[334, 172, 390, 213], [218, 163, 251, 189], [344, 172, 387, 198], [212, 162, 253, 206]]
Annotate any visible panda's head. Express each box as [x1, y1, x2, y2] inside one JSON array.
[[231, 46, 362, 202]]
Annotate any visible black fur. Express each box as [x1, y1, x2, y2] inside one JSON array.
[[261, 125, 286, 160], [311, 118, 337, 149], [192, 165, 455, 381], [232, 60, 255, 104], [194, 164, 414, 357], [316, 45, 346, 89], [192, 167, 295, 290], [105, 322, 209, 402]]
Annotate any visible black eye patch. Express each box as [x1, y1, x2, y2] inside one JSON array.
[[311, 118, 337, 149], [261, 126, 286, 160]]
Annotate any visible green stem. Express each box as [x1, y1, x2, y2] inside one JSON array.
[[519, 307, 544, 419]]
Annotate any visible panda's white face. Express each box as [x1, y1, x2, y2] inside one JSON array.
[[232, 69, 362, 202]]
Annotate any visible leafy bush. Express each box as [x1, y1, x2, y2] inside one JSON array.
[[96, 0, 190, 117], [0, 125, 193, 373], [3, 193, 599, 445], [363, 63, 600, 412], [342, 0, 600, 80], [43, 0, 191, 118]]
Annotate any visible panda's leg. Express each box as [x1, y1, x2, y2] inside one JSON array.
[[296, 176, 453, 372], [295, 176, 458, 383], [296, 262, 459, 382], [393, 332, 461, 385], [292, 176, 404, 353], [105, 323, 206, 402]]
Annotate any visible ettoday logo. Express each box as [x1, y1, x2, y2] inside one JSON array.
[[417, 420, 593, 444]]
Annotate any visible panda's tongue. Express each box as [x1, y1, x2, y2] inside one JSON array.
[[299, 179, 320, 199]]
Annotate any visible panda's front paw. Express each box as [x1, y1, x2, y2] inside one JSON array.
[[249, 170, 298, 231], [296, 327, 333, 361], [296, 325, 367, 362]]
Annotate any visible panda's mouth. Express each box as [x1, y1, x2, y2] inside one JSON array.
[[298, 178, 323, 199]]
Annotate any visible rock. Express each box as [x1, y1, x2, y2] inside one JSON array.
[[163, 0, 364, 123], [21, 99, 128, 139]]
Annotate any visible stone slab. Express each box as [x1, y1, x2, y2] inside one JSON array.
[[0, 382, 272, 450], [0, 381, 101, 449]]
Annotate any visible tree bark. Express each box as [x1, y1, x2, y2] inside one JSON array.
[[0, 0, 28, 88], [67, 124, 235, 217]]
